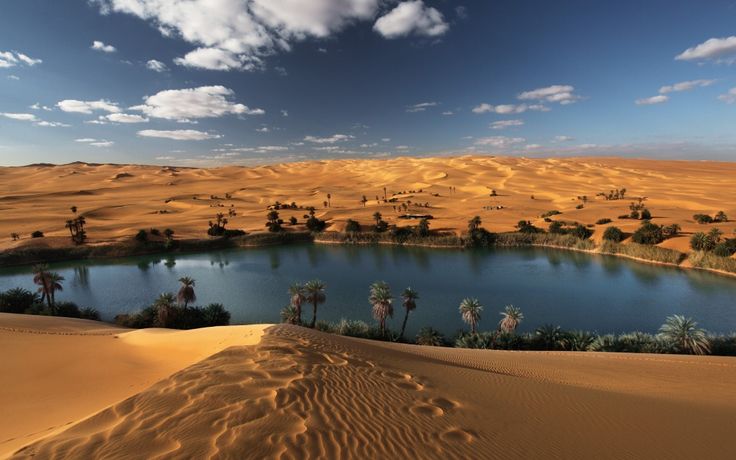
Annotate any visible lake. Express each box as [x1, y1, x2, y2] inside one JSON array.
[[1, 244, 735, 337]]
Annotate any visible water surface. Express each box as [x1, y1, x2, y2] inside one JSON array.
[[1, 245, 735, 337]]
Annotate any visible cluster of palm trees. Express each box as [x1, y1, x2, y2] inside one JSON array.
[[458, 299, 524, 335], [32, 264, 64, 314], [284, 280, 326, 328]]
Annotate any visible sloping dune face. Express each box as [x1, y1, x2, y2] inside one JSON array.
[[14, 325, 736, 459], [2, 156, 735, 253]]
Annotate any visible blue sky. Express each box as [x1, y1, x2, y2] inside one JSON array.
[[1, 0, 736, 166]]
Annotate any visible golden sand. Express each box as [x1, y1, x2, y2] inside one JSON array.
[[2, 315, 736, 459], [1, 156, 735, 255]]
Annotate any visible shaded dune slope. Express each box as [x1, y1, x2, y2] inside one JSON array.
[[13, 325, 736, 459]]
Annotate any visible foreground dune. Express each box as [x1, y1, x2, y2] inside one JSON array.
[[1, 156, 735, 256], [2, 315, 736, 459]]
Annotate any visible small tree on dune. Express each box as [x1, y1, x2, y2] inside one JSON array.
[[177, 276, 196, 307], [459, 298, 483, 334]]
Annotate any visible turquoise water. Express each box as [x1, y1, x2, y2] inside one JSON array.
[[1, 245, 735, 337]]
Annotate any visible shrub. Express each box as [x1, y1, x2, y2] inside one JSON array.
[[561, 330, 596, 351], [569, 224, 593, 240], [690, 232, 716, 252], [201, 303, 231, 326], [54, 301, 82, 318], [693, 214, 713, 224], [306, 216, 327, 232], [344, 219, 361, 233], [631, 222, 664, 245], [640, 209, 652, 220], [548, 221, 564, 234], [149, 228, 161, 236], [117, 303, 232, 329], [0, 288, 40, 313], [541, 210, 562, 218], [600, 240, 684, 264], [455, 332, 497, 349], [713, 239, 736, 257], [416, 326, 446, 346], [602, 226, 624, 242], [31, 230, 44, 238], [222, 229, 246, 238], [595, 218, 612, 225], [135, 229, 148, 242], [516, 220, 543, 234], [80, 307, 101, 321], [289, 216, 298, 225]]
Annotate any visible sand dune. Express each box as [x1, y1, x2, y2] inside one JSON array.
[[1, 156, 735, 255], [3, 315, 736, 459]]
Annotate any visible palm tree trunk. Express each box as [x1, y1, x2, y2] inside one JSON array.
[[310, 301, 317, 328], [399, 309, 410, 339], [295, 304, 302, 325]]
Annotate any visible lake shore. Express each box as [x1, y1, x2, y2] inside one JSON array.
[[3, 313, 736, 458]]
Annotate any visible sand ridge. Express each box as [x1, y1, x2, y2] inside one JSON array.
[[2, 156, 735, 255], [7, 322, 736, 459]]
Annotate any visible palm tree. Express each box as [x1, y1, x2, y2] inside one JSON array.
[[369, 281, 393, 336], [535, 324, 563, 350], [467, 216, 482, 233], [280, 305, 299, 324], [177, 276, 196, 307], [459, 298, 483, 334], [46, 272, 64, 309], [373, 212, 382, 225], [399, 287, 418, 340], [288, 283, 306, 324], [154, 292, 177, 328], [499, 304, 524, 333], [32, 264, 50, 306], [304, 279, 326, 328], [658, 315, 710, 355], [327, 193, 331, 207]]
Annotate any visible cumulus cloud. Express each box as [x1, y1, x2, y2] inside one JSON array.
[[0, 112, 69, 127], [0, 50, 42, 68], [91, 40, 117, 53], [374, 1, 449, 39], [30, 103, 53, 111], [174, 47, 264, 71], [304, 134, 354, 144], [518, 85, 581, 105], [490, 119, 524, 130], [91, 0, 385, 71], [130, 86, 263, 121], [138, 129, 221, 140], [7, 75, 20, 80], [553, 135, 575, 142], [146, 59, 168, 72], [676, 36, 736, 63], [57, 99, 121, 114], [472, 103, 547, 114], [101, 113, 150, 123], [718, 88, 736, 104], [76, 138, 114, 147], [474, 136, 525, 149], [659, 79, 716, 94], [406, 101, 437, 113], [635, 95, 669, 105]]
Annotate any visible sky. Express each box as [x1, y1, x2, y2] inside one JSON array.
[[1, 0, 736, 166]]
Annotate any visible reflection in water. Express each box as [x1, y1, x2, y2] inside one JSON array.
[[627, 263, 661, 286], [209, 253, 231, 269], [601, 257, 624, 276], [73, 266, 89, 288], [269, 250, 280, 269], [137, 261, 150, 272], [164, 257, 176, 269]]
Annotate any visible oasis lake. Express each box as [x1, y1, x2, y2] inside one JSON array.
[[2, 244, 735, 337]]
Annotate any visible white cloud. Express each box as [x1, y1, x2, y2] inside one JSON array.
[[406, 101, 437, 113], [304, 134, 354, 144], [75, 138, 98, 143], [138, 129, 221, 140], [635, 95, 669, 105], [718, 87, 736, 104], [174, 47, 263, 71], [90, 141, 114, 147], [524, 144, 542, 150], [490, 119, 524, 130], [57, 99, 121, 114], [473, 103, 547, 114], [0, 113, 37, 121], [381, 138, 391, 142], [101, 113, 150, 123], [35, 121, 71, 127], [256, 126, 270, 132], [659, 79, 716, 94], [30, 103, 53, 111], [7, 75, 20, 80], [374, 1, 448, 39], [395, 145, 410, 150], [553, 135, 575, 142], [274, 66, 287, 76], [0, 50, 42, 68], [442, 110, 454, 115], [281, 109, 289, 117], [92, 0, 384, 71], [130, 86, 263, 121], [474, 136, 525, 149], [91, 40, 117, 53], [146, 59, 168, 72], [518, 85, 580, 105], [676, 36, 736, 63]]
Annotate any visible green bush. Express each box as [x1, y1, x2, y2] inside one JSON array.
[[31, 230, 44, 238], [602, 226, 624, 242], [631, 222, 665, 245], [0, 287, 40, 313], [595, 218, 612, 225], [116, 303, 231, 329], [415, 326, 446, 346], [344, 219, 361, 233]]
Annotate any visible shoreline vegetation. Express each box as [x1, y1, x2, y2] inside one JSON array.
[[2, 227, 736, 278]]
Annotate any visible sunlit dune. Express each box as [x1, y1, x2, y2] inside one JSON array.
[[1, 156, 735, 257], [2, 315, 736, 458]]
